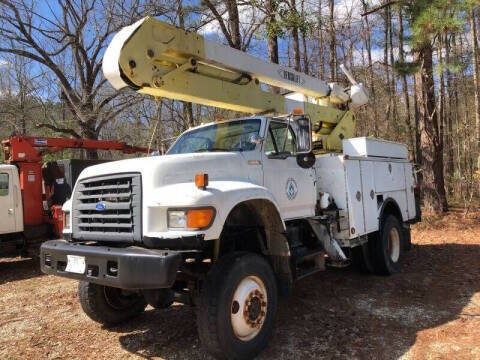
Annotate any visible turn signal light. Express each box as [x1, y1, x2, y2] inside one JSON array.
[[187, 208, 215, 229], [195, 173, 209, 189]]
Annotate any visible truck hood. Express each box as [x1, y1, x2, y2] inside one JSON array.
[[77, 152, 251, 188]]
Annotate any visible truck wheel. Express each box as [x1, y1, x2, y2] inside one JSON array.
[[373, 215, 404, 275], [78, 281, 147, 325], [142, 288, 174, 309], [197, 252, 278, 360], [351, 241, 375, 274]]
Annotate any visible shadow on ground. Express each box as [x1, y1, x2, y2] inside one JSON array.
[[113, 242, 480, 359], [0, 256, 43, 285]]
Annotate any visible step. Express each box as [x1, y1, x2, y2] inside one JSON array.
[[296, 266, 325, 280]]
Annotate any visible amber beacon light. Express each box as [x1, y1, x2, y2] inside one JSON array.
[[195, 173, 209, 189]]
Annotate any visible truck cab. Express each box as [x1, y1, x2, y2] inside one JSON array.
[[0, 165, 24, 236]]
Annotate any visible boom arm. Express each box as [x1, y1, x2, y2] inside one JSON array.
[[103, 17, 369, 151], [2, 136, 149, 163]]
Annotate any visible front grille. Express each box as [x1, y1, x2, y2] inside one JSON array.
[[72, 173, 142, 242]]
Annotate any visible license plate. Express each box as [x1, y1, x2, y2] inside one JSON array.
[[65, 255, 86, 274]]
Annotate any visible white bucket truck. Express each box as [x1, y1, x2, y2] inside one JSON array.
[[41, 17, 420, 359]]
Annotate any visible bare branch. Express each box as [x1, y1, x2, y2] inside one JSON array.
[[361, 1, 398, 17]]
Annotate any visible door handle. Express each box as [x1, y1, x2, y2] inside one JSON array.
[[8, 208, 13, 215]]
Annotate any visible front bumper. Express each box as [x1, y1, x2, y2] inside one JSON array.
[[40, 240, 183, 290]]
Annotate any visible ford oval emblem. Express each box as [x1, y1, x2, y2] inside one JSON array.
[[96, 202, 106, 211]]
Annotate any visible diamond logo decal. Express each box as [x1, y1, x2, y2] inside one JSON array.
[[285, 178, 298, 200]]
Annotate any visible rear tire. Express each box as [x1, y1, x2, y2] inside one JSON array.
[[197, 252, 278, 360], [352, 240, 375, 274], [372, 215, 404, 275], [78, 281, 147, 325]]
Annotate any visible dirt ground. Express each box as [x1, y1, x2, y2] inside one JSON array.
[[1, 210, 480, 360]]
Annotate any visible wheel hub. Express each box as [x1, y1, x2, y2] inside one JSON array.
[[387, 227, 400, 263], [231, 276, 268, 341]]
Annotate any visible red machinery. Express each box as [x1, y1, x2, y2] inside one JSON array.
[[2, 135, 149, 237]]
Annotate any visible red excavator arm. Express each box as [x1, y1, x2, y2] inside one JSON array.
[[2, 135, 149, 163]]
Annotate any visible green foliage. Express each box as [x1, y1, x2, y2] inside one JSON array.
[[394, 60, 420, 76], [407, 0, 464, 48]]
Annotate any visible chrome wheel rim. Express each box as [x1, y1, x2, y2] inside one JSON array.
[[387, 227, 400, 263], [230, 275, 268, 341]]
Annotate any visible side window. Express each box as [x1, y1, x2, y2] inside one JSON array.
[[0, 173, 9, 196], [264, 122, 296, 155]]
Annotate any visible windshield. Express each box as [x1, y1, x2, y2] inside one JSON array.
[[167, 119, 261, 154]]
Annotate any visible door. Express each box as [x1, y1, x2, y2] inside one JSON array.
[[262, 120, 316, 219], [360, 160, 377, 233], [0, 171, 16, 234], [345, 160, 365, 236]]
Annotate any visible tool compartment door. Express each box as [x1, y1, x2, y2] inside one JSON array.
[[360, 160, 378, 233], [404, 162, 416, 220], [344, 160, 365, 236], [0, 170, 16, 234]]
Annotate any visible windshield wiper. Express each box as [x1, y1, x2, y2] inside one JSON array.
[[194, 148, 231, 152]]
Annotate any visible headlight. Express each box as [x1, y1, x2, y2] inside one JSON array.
[[63, 211, 71, 230], [167, 208, 215, 230], [168, 210, 187, 228]]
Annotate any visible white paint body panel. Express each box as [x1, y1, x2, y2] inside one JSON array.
[[343, 137, 408, 159], [0, 165, 24, 234], [315, 150, 416, 239]]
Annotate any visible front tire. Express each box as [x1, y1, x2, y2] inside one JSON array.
[[197, 252, 278, 360], [78, 281, 147, 325], [372, 215, 404, 275]]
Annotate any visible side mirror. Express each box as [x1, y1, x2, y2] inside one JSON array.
[[292, 116, 312, 154]]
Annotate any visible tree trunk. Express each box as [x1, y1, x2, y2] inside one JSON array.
[[266, 0, 280, 93], [302, 29, 309, 74], [388, 6, 398, 138], [444, 33, 455, 185], [383, 7, 391, 131], [470, 8, 480, 168], [266, 0, 279, 64], [290, 0, 301, 72], [178, 0, 194, 128], [361, 0, 379, 137], [225, 0, 242, 50], [317, 0, 325, 79], [300, 0, 309, 74], [438, 37, 445, 165], [328, 0, 336, 80], [398, 8, 414, 157], [414, 43, 448, 213], [81, 124, 99, 159]]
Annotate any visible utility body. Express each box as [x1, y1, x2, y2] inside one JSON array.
[[41, 17, 421, 360]]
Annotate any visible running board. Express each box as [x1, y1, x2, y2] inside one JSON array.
[[306, 219, 347, 262]]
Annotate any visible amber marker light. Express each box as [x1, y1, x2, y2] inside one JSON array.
[[195, 173, 209, 189], [292, 108, 304, 115], [187, 208, 215, 229]]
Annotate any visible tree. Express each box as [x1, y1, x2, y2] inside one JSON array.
[[470, 7, 480, 167], [0, 0, 164, 157], [409, 0, 455, 213], [328, 0, 336, 80], [202, 0, 262, 51]]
